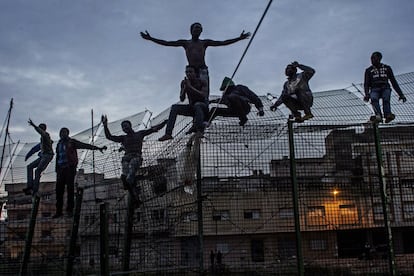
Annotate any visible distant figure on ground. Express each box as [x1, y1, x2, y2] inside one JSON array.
[[364, 51, 407, 123], [102, 115, 167, 206], [158, 65, 209, 141], [54, 127, 106, 218], [210, 250, 215, 268], [23, 119, 54, 196], [270, 61, 315, 122], [140, 22, 250, 89], [209, 77, 264, 126], [216, 250, 222, 266]]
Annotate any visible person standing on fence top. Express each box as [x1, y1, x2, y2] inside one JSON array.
[[23, 119, 54, 196], [209, 77, 264, 126], [53, 127, 107, 219], [101, 115, 167, 206], [270, 61, 315, 122], [140, 22, 250, 90], [363, 51, 407, 123]]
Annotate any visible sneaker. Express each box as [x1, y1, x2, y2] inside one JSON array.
[[294, 116, 304, 123], [239, 117, 248, 126], [52, 213, 63, 219], [384, 113, 395, 123], [302, 113, 314, 121], [158, 134, 173, 141], [185, 125, 196, 135], [22, 187, 32, 195], [370, 115, 383, 123]]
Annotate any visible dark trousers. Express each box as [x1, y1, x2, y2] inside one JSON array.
[[165, 102, 208, 135], [209, 95, 251, 121], [282, 91, 313, 116], [56, 166, 77, 215], [26, 153, 53, 193]]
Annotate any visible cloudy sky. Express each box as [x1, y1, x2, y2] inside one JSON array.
[[1, 0, 413, 143]]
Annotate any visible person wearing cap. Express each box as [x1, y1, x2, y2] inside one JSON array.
[[270, 61, 315, 122], [363, 51, 407, 123], [23, 119, 54, 196], [159, 65, 209, 141], [209, 77, 264, 126], [140, 22, 250, 91]]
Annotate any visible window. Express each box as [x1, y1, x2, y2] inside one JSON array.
[[310, 239, 327, 250], [212, 210, 230, 221], [152, 209, 166, 221], [306, 206, 326, 226], [373, 203, 384, 222], [216, 243, 229, 254], [42, 212, 52, 218], [403, 201, 414, 220], [244, 209, 261, 219], [308, 206, 325, 217], [339, 204, 359, 225], [182, 212, 198, 222], [251, 239, 264, 262], [279, 208, 294, 219], [134, 211, 141, 223]]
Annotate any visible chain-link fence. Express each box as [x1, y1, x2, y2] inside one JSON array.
[[1, 72, 414, 275]]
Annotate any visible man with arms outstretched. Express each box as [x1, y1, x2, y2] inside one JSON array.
[[102, 116, 167, 207], [141, 22, 250, 88]]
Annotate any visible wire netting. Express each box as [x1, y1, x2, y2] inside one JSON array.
[[0, 72, 414, 275]]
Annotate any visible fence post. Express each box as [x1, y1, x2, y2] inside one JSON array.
[[287, 120, 304, 276], [122, 194, 134, 273], [100, 202, 110, 276], [66, 187, 83, 276], [372, 123, 397, 275], [195, 137, 204, 274], [19, 195, 40, 276]]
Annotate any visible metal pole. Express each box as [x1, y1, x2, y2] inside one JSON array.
[[19, 194, 40, 276], [372, 123, 397, 275], [100, 202, 110, 276], [122, 194, 134, 273], [195, 137, 204, 274], [66, 187, 84, 276], [287, 120, 304, 276]]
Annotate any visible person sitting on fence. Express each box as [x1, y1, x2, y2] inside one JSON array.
[[363, 51, 407, 123], [23, 119, 54, 196], [209, 77, 264, 126], [158, 65, 209, 141], [270, 61, 315, 122], [102, 115, 167, 207]]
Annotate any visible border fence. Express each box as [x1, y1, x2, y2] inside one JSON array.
[[1, 74, 414, 275]]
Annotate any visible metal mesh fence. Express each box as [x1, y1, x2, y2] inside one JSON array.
[[1, 72, 414, 275]]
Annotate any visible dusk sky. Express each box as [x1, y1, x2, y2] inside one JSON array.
[[1, 0, 413, 142]]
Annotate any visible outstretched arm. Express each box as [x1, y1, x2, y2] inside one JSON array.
[[204, 30, 250, 47], [72, 138, 107, 153], [28, 119, 46, 136], [101, 115, 123, 143], [141, 120, 168, 136], [140, 30, 186, 47]]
